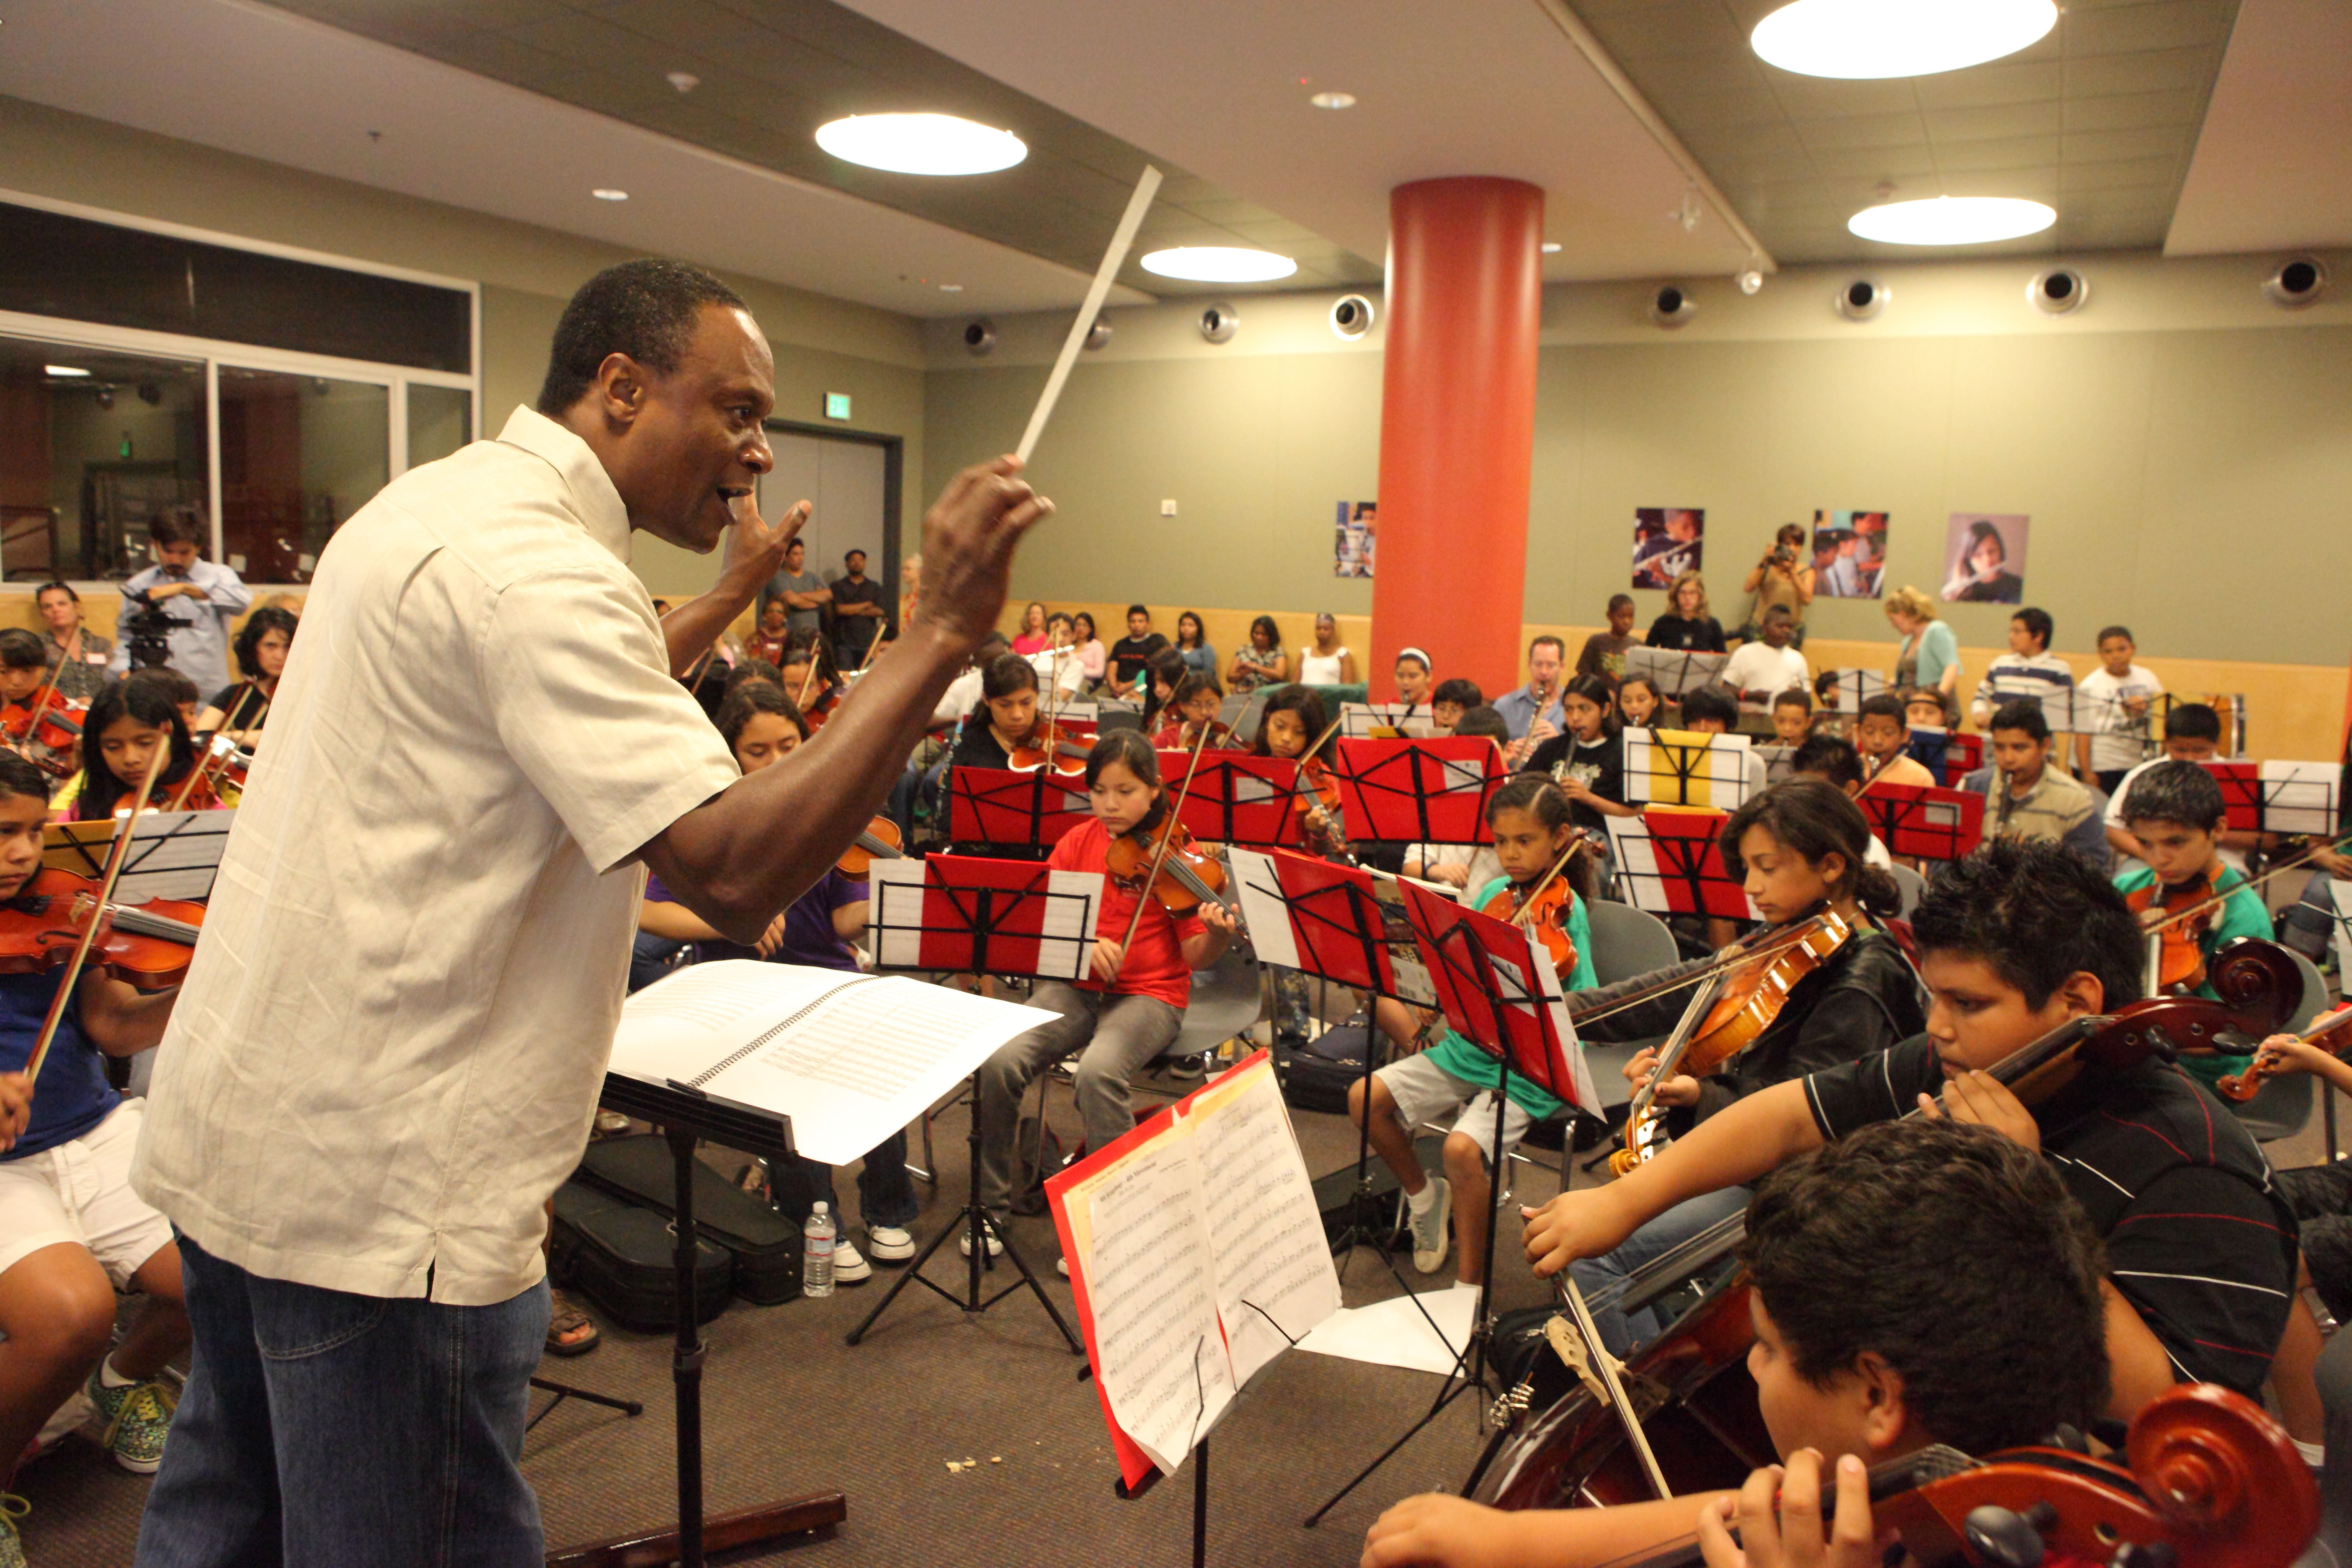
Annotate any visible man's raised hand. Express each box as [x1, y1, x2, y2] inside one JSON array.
[[914, 457, 1052, 650], [723, 494, 808, 588]]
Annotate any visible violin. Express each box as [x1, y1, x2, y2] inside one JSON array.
[[1008, 717, 1092, 775], [1614, 908, 1857, 1176], [2215, 1001, 2352, 1102], [2127, 863, 2225, 995], [0, 867, 205, 991], [1483, 840, 1586, 983], [835, 815, 904, 877], [1104, 809, 1228, 916], [1, 689, 86, 781]]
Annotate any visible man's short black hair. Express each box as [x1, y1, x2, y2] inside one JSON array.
[[1746, 1119, 2110, 1456], [2164, 702, 2221, 743], [147, 506, 203, 550], [1125, 603, 1148, 620], [1677, 687, 1738, 729], [536, 258, 747, 416], [2013, 607, 2053, 650], [1857, 692, 1907, 725], [1529, 634, 1565, 658], [1772, 689, 1812, 714], [1454, 705, 1510, 745], [2097, 625, 2134, 647], [1989, 699, 2050, 744], [2120, 758, 2227, 833], [0, 628, 45, 671], [1432, 678, 1484, 709], [846, 549, 867, 564], [1790, 733, 1863, 789], [1913, 839, 2145, 1011]]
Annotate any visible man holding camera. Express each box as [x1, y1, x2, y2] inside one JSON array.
[[111, 506, 253, 692], [1740, 522, 1814, 647]]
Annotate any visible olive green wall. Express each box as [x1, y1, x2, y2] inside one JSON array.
[[0, 95, 927, 600], [923, 250, 2352, 672]]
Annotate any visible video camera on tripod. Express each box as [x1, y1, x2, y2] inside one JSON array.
[[118, 587, 181, 671]]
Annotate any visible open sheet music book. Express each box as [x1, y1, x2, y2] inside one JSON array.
[[608, 961, 1054, 1166], [1048, 1050, 1341, 1483]]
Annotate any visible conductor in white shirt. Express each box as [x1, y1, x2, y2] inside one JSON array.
[[127, 261, 1049, 1567]]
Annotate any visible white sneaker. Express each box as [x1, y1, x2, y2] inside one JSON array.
[[831, 1238, 873, 1285], [867, 1225, 916, 1263], [1056, 1256, 1070, 1277], [958, 1227, 1005, 1258], [1407, 1178, 1452, 1275]]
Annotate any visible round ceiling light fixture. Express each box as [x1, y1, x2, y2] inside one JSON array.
[[1848, 195, 2054, 245], [1751, 0, 2056, 79], [591, 188, 629, 201], [1140, 247, 1298, 283], [1541, 241, 1563, 254], [1309, 90, 1356, 109], [815, 113, 1027, 176]]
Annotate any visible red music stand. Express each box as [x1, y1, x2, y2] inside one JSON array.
[[1906, 726, 1982, 787], [1151, 751, 1303, 847], [1226, 848, 1435, 1006], [2200, 759, 2339, 838], [1329, 737, 1503, 844], [1854, 783, 1986, 862], [946, 765, 1091, 850], [1606, 807, 1754, 921]]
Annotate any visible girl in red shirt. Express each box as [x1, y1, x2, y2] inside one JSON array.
[[972, 731, 1235, 1247]]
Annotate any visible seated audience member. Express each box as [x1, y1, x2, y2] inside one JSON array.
[[1574, 595, 1637, 680], [1296, 612, 1357, 687], [1646, 570, 1726, 653], [2104, 703, 2255, 873], [2077, 625, 2164, 794], [1009, 601, 1051, 657], [1351, 779, 1596, 1287], [1225, 615, 1287, 693], [0, 751, 188, 1555], [193, 606, 297, 742], [1363, 1118, 2110, 1568], [1171, 610, 1216, 679], [1106, 604, 1168, 699], [637, 682, 915, 1282], [974, 734, 1234, 1257], [1392, 647, 1434, 708], [1068, 611, 1106, 692], [1970, 606, 2074, 734], [1965, 701, 2106, 868], [1720, 607, 1809, 714], [1524, 840, 2298, 1415], [1850, 692, 1937, 789], [33, 583, 112, 704], [1769, 688, 1811, 746], [1429, 678, 1483, 736], [1568, 781, 1923, 1353]]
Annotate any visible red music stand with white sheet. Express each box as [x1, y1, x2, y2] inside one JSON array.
[[1853, 782, 1986, 862], [1151, 751, 1303, 848], [2200, 760, 2340, 838], [1329, 736, 1504, 845], [1227, 848, 1438, 1007], [867, 854, 1104, 979], [1396, 881, 1599, 1115], [1607, 806, 1756, 922], [945, 765, 1091, 850]]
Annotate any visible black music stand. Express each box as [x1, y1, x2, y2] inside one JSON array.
[[846, 856, 1092, 1353], [1623, 645, 1728, 700], [545, 1075, 846, 1568], [1305, 887, 1583, 1527]]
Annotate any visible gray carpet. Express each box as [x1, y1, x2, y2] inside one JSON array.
[[23, 1074, 1578, 1567]]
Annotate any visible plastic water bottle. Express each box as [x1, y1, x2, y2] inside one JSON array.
[[803, 1201, 836, 1297]]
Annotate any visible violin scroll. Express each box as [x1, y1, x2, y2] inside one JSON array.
[[2125, 1383, 2317, 1564], [2199, 937, 2303, 1039]]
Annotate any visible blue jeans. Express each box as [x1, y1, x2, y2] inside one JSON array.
[[136, 1234, 549, 1568], [1569, 1186, 1750, 1358], [772, 1128, 919, 1230]]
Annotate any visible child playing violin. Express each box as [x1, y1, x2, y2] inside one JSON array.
[[950, 654, 1044, 771], [0, 631, 75, 781], [191, 606, 296, 745], [974, 732, 1234, 1259], [1524, 839, 2298, 1419], [1362, 1119, 2110, 1568], [1349, 777, 1597, 1289], [52, 680, 215, 821], [0, 752, 189, 1556], [1254, 686, 1346, 858], [1150, 673, 1223, 751], [2111, 763, 2268, 1085], [637, 681, 918, 1283], [1565, 780, 1924, 1353]]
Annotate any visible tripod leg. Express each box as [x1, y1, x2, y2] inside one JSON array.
[[844, 1211, 966, 1345], [1193, 1436, 1208, 1568], [980, 1211, 1083, 1355]]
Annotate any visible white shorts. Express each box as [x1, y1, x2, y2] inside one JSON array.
[[1375, 1052, 1532, 1165], [0, 1100, 173, 1290]]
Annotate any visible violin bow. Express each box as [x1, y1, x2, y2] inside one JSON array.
[[1275, 712, 1349, 834], [1555, 1274, 1673, 1499], [1508, 836, 1586, 928], [1113, 719, 1223, 955], [20, 736, 173, 1089]]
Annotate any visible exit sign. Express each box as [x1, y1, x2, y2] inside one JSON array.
[[824, 392, 851, 421]]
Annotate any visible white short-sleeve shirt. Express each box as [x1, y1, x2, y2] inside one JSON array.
[[133, 408, 740, 1306]]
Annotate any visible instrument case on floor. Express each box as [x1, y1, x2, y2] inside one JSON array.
[[1278, 1018, 1377, 1114], [572, 1135, 805, 1305], [549, 1181, 733, 1332]]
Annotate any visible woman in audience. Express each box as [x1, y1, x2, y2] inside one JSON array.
[[1069, 611, 1107, 692], [1172, 611, 1217, 678], [34, 581, 112, 701], [1227, 615, 1288, 693], [1646, 571, 1726, 652], [193, 606, 297, 744], [1010, 601, 1052, 656], [1885, 585, 1961, 724], [1297, 613, 1357, 686]]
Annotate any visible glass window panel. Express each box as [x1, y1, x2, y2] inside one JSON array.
[[0, 335, 208, 581], [219, 368, 388, 584], [406, 383, 472, 469]]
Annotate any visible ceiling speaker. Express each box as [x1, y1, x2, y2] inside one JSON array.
[[2264, 257, 2329, 309], [1835, 279, 1887, 321], [1083, 315, 1112, 351], [961, 320, 996, 356], [1649, 284, 1697, 328], [2030, 268, 2086, 315], [1198, 303, 1238, 345], [1328, 294, 1375, 340]]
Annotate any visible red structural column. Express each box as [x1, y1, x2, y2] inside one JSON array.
[[1369, 177, 1545, 703]]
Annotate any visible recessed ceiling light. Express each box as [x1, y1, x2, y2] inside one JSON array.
[[1752, 0, 2055, 79], [1309, 90, 1355, 109], [1140, 247, 1298, 283], [592, 188, 628, 201], [44, 365, 88, 377], [1541, 242, 1563, 254], [815, 113, 1027, 176], [1848, 195, 2055, 245], [938, 283, 964, 292], [667, 71, 699, 94]]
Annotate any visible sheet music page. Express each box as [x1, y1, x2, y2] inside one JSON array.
[[608, 962, 868, 1086], [701, 975, 1057, 1165], [1072, 1132, 1233, 1474], [1185, 1059, 1341, 1387]]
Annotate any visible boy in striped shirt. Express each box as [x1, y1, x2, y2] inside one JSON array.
[[1970, 606, 2076, 745]]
